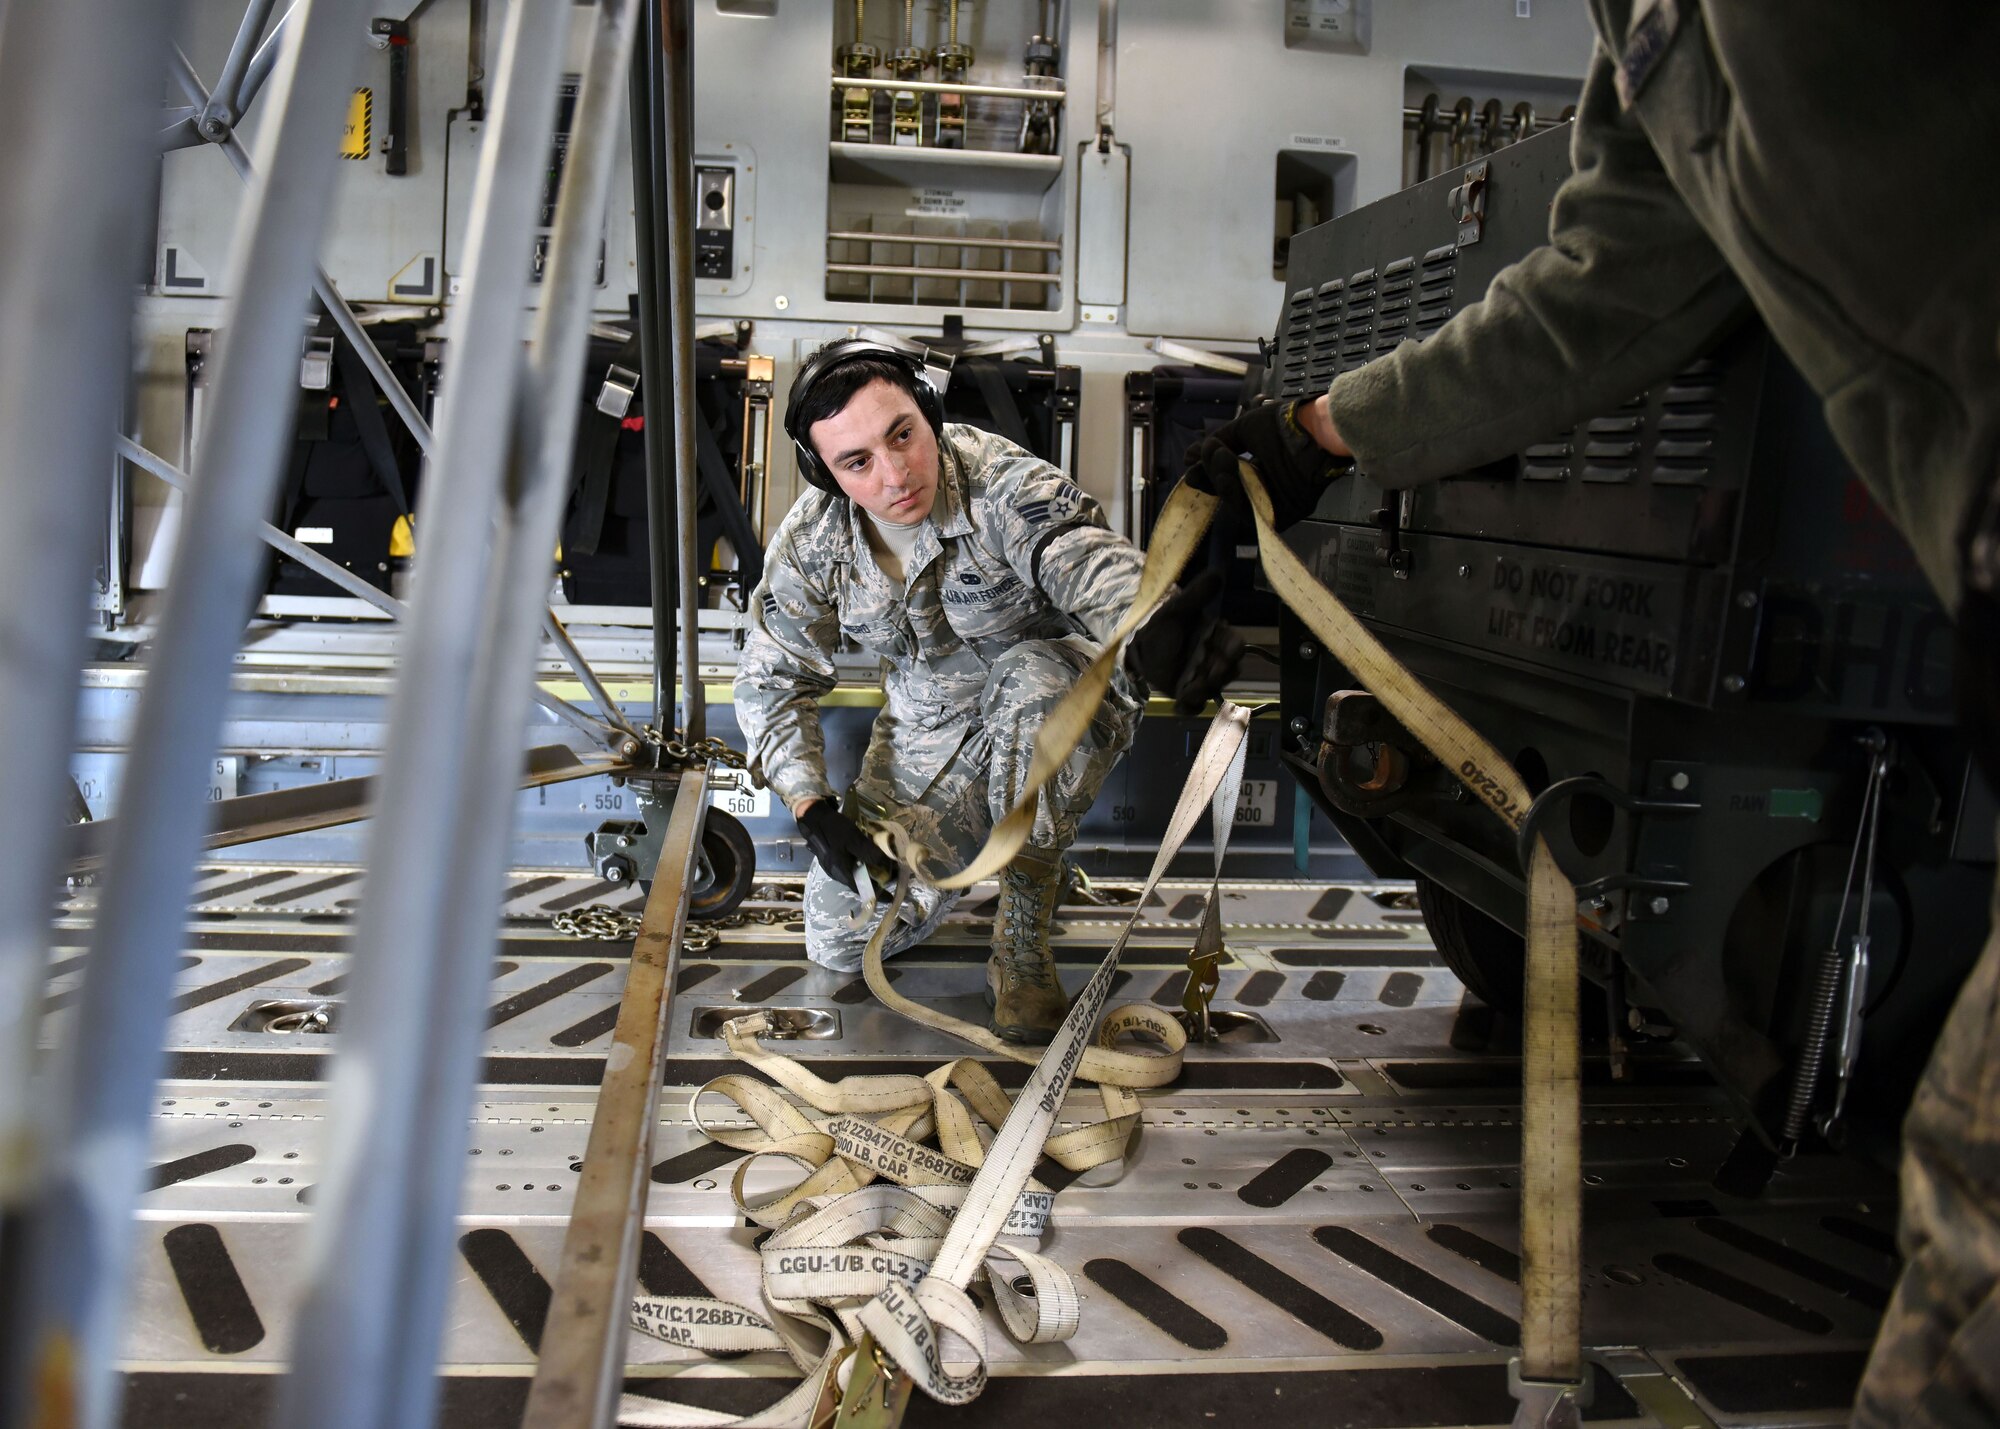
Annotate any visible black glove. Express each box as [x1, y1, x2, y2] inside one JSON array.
[[1183, 397, 1351, 530], [797, 800, 894, 893], [1126, 568, 1248, 717]]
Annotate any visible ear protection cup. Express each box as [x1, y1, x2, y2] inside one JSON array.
[[784, 338, 945, 494]]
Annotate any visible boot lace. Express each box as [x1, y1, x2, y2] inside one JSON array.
[[999, 864, 1057, 990]]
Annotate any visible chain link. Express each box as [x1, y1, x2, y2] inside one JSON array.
[[639, 725, 750, 771], [550, 889, 801, 945]]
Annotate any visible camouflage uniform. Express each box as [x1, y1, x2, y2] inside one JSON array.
[[735, 424, 1144, 972], [1311, 4, 2000, 1415]]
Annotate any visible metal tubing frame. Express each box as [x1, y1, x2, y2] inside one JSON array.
[[274, 4, 581, 1423], [10, 5, 368, 1426], [117, 437, 622, 744], [661, 0, 705, 743], [632, 0, 705, 742], [202, 0, 281, 137], [167, 51, 642, 744], [630, 2, 676, 730], [0, 1, 181, 1415]]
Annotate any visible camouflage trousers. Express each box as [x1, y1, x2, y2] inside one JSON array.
[[1854, 847, 2000, 1425], [801, 637, 1139, 972]]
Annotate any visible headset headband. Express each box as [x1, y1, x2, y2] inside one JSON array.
[[785, 338, 947, 494]]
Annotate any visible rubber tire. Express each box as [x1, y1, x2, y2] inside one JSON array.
[[1415, 875, 1526, 1012], [688, 808, 757, 922]]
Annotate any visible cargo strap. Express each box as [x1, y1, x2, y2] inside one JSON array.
[[931, 465, 1587, 1420], [616, 706, 1250, 1427]]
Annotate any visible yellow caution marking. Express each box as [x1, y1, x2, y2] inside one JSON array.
[[341, 88, 373, 160]]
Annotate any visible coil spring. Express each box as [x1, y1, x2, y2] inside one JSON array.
[[1781, 942, 1847, 1145]]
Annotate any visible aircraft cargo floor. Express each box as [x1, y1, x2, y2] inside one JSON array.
[[51, 866, 1895, 1428]]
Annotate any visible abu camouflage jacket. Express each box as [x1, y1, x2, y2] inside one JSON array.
[[734, 425, 1143, 809]]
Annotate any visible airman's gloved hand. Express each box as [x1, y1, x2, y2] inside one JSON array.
[[1183, 397, 1352, 530], [1126, 568, 1247, 717], [797, 800, 895, 894]]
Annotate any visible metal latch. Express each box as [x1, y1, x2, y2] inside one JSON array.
[[1450, 159, 1489, 246], [595, 363, 640, 418]]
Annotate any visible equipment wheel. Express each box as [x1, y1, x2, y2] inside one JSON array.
[[688, 808, 757, 922], [1415, 875, 1526, 1012]]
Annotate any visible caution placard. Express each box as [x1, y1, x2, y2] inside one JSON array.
[[341, 88, 373, 160]]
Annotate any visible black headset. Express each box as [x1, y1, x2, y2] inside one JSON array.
[[784, 337, 947, 494]]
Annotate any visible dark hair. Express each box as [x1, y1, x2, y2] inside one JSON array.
[[793, 356, 925, 455]]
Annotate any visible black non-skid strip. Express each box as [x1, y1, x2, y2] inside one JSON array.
[[254, 870, 361, 905], [1673, 1349, 1869, 1414], [637, 1231, 747, 1359], [1694, 1217, 1889, 1309], [1305, 887, 1353, 921], [120, 1362, 1643, 1429], [192, 870, 295, 904], [1030, 1155, 1084, 1194], [1177, 1226, 1383, 1350], [1083, 1258, 1227, 1350], [1653, 1198, 1719, 1218], [1653, 1252, 1833, 1334], [1237, 1148, 1332, 1209], [541, 879, 630, 913], [1378, 971, 1423, 1007], [1152, 970, 1188, 1006], [150, 1143, 256, 1191], [1167, 894, 1206, 920], [1820, 1214, 1900, 1261], [312, 958, 515, 1000], [1234, 971, 1283, 1007], [43, 953, 89, 987], [1425, 1223, 1522, 1283], [735, 966, 806, 1002], [1302, 970, 1346, 1001], [549, 1006, 620, 1048], [503, 874, 571, 904], [832, 967, 900, 1004], [652, 1139, 746, 1185], [459, 1228, 551, 1350], [1313, 1225, 1519, 1344], [161, 1224, 265, 1354], [1274, 945, 1429, 966], [487, 962, 615, 1026], [677, 962, 721, 993], [47, 956, 199, 1015], [172, 957, 313, 1014]]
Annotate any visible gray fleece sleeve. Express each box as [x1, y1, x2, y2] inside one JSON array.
[[1326, 40, 1750, 488]]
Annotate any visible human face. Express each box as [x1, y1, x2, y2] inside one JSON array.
[[810, 377, 938, 525]]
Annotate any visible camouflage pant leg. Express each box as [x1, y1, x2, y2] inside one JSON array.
[[800, 726, 987, 973], [802, 638, 1140, 970], [976, 635, 1140, 850], [1853, 850, 2000, 1426]]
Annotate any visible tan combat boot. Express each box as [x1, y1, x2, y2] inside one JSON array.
[[985, 845, 1069, 1044]]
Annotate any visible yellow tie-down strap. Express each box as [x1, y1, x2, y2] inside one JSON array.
[[938, 464, 1586, 1399]]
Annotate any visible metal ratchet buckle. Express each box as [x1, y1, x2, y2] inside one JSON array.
[[831, 1332, 912, 1428]]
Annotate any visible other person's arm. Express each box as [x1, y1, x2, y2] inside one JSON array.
[[1325, 40, 1749, 488]]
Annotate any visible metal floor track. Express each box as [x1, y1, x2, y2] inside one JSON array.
[[49, 865, 1898, 1428]]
